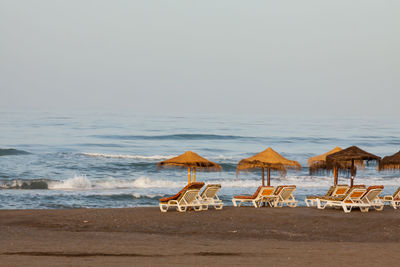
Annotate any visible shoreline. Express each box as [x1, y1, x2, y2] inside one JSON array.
[[1, 207, 400, 266]]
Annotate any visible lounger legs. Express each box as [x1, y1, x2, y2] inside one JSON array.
[[317, 199, 327, 210], [341, 204, 351, 213], [305, 198, 319, 207], [201, 204, 209, 211], [232, 199, 256, 208], [159, 204, 168, 212], [374, 205, 384, 211], [177, 206, 187, 212], [159, 203, 203, 212], [360, 206, 369, 212]]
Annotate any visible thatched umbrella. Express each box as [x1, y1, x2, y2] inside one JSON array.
[[158, 151, 222, 184], [379, 151, 400, 171], [236, 147, 301, 186], [308, 147, 342, 185], [326, 146, 381, 187]]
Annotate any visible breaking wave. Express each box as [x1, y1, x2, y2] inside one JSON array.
[[92, 133, 252, 141], [0, 148, 31, 156], [48, 175, 92, 189], [82, 153, 176, 160], [0, 179, 49, 189], [132, 193, 166, 199]]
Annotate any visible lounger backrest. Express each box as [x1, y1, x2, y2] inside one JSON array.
[[159, 182, 205, 203], [325, 186, 335, 197], [201, 184, 221, 199], [250, 186, 263, 199], [180, 189, 202, 205], [175, 182, 205, 202], [275, 185, 296, 200], [332, 185, 349, 196], [392, 187, 400, 200], [344, 187, 367, 203], [362, 185, 384, 202], [274, 186, 283, 195], [257, 186, 275, 198]]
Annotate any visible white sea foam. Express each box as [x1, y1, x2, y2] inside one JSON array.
[[49, 175, 92, 189], [130, 177, 183, 188], [82, 153, 176, 160], [89, 177, 182, 189], [209, 155, 235, 160], [82, 152, 238, 162], [47, 176, 184, 190], [132, 193, 165, 199]]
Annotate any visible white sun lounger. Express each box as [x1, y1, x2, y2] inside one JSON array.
[[159, 182, 204, 212], [305, 184, 349, 207], [200, 184, 223, 210], [360, 185, 384, 211], [380, 186, 400, 209], [317, 185, 369, 213], [232, 186, 275, 208], [268, 185, 298, 208]]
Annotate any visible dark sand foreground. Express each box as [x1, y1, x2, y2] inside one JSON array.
[[1, 207, 400, 266]]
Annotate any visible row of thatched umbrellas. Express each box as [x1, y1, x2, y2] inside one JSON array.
[[158, 147, 400, 187]]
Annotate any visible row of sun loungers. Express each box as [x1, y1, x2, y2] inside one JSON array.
[[306, 185, 400, 213], [159, 183, 299, 212], [159, 183, 400, 213]]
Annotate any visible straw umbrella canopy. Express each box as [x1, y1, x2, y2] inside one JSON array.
[[307, 146, 362, 185], [236, 147, 301, 186], [379, 151, 400, 171], [308, 147, 342, 185], [158, 151, 222, 184], [326, 146, 381, 187]]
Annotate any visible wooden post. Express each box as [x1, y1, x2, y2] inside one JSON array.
[[350, 159, 354, 187], [333, 167, 338, 185], [193, 167, 196, 182], [262, 167, 265, 186], [267, 168, 271, 186], [188, 167, 191, 184]]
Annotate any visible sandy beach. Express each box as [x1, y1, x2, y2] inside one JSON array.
[[1, 207, 399, 266]]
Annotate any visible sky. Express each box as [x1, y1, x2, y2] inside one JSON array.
[[0, 1, 399, 116]]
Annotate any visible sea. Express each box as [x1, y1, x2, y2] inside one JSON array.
[[1, 110, 399, 209]]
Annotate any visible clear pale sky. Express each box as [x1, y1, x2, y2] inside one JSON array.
[[1, 1, 399, 116]]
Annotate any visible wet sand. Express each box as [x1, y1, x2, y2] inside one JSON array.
[[1, 207, 400, 266]]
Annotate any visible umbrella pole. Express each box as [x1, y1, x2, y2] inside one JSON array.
[[193, 167, 196, 182], [351, 159, 354, 187], [262, 167, 265, 186], [188, 167, 191, 184], [333, 167, 338, 185], [264, 168, 271, 207]]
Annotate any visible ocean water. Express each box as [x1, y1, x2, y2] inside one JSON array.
[[1, 111, 400, 209]]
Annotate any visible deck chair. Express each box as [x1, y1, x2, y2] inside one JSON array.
[[361, 185, 384, 211], [232, 186, 275, 208], [159, 182, 204, 212], [305, 185, 349, 207], [268, 185, 298, 208], [199, 184, 223, 210], [380, 186, 400, 209], [317, 185, 369, 213]]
